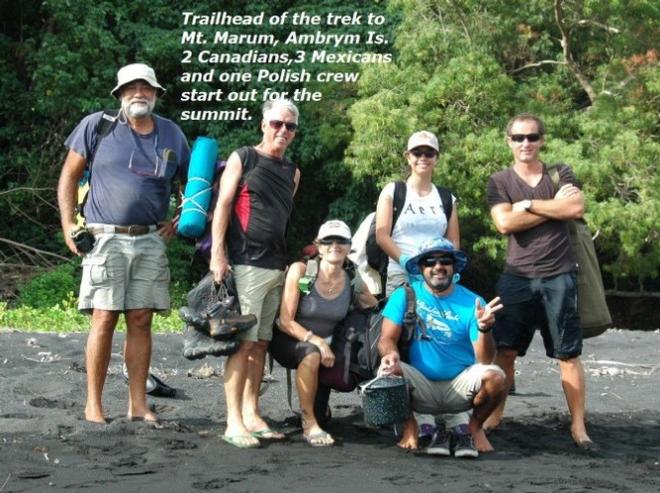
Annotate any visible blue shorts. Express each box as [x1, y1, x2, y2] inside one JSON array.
[[493, 272, 582, 359]]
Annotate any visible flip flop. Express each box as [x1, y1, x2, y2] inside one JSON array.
[[303, 430, 335, 447], [222, 434, 261, 449], [250, 428, 287, 441]]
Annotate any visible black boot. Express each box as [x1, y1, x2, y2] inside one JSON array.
[[182, 324, 239, 360]]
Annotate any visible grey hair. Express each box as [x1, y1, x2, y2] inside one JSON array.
[[262, 98, 299, 123]]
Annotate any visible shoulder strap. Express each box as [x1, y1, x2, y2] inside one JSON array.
[[434, 185, 453, 221], [391, 181, 408, 232], [89, 110, 119, 171], [403, 284, 430, 341], [547, 164, 560, 192]]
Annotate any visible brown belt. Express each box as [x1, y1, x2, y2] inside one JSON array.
[[87, 225, 158, 236]]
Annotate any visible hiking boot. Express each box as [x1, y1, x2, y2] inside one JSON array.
[[178, 306, 209, 331], [426, 428, 451, 456], [452, 432, 479, 458], [182, 324, 239, 360], [207, 312, 257, 339]]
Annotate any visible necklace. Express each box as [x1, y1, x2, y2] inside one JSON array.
[[319, 273, 343, 296]]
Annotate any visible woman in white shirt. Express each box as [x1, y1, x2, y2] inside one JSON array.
[[375, 130, 460, 295]]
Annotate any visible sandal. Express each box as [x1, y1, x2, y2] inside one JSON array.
[[303, 430, 335, 447]]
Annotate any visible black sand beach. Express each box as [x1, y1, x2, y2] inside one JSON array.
[[0, 329, 658, 493]]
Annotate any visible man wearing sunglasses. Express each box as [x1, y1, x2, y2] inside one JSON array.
[[378, 238, 506, 457], [210, 98, 301, 448], [57, 63, 190, 423], [485, 113, 596, 451]]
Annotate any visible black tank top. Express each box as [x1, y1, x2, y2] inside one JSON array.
[[228, 146, 297, 269]]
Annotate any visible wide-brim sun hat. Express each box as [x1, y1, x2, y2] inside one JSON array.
[[111, 63, 166, 98], [405, 237, 468, 276], [317, 220, 351, 241], [406, 131, 439, 152]]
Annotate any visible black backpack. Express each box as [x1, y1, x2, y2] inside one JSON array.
[[348, 283, 429, 381], [364, 181, 453, 275]]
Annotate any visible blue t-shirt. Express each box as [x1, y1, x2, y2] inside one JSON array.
[[65, 111, 190, 225], [382, 281, 484, 381]]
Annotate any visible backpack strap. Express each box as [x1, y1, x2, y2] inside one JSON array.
[[391, 181, 408, 231], [89, 110, 119, 171], [402, 284, 430, 343], [547, 164, 561, 192], [434, 185, 454, 222]]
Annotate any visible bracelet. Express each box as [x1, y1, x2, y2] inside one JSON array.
[[303, 331, 313, 343], [478, 326, 492, 333]]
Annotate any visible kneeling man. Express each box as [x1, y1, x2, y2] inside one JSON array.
[[378, 238, 506, 456]]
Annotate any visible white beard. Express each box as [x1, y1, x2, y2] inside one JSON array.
[[122, 98, 155, 118]]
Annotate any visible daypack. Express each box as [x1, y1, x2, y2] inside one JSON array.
[[350, 283, 427, 381], [362, 181, 453, 277], [548, 164, 612, 338], [195, 147, 261, 261], [75, 110, 119, 225]]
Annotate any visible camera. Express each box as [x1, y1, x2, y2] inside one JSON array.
[[70, 227, 96, 254]]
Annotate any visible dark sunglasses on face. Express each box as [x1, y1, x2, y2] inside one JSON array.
[[420, 255, 454, 267], [318, 238, 350, 246], [509, 133, 541, 143], [410, 149, 438, 159], [269, 120, 298, 132]]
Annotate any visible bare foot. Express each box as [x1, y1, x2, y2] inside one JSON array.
[[128, 410, 159, 423], [396, 417, 419, 450], [472, 428, 495, 453], [85, 405, 107, 424], [244, 415, 285, 440], [571, 429, 593, 446], [482, 414, 502, 433]]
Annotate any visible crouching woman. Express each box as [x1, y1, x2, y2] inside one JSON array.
[[271, 220, 377, 447]]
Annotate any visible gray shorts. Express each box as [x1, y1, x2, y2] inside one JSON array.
[[400, 362, 504, 415], [78, 232, 170, 313], [233, 264, 284, 342]]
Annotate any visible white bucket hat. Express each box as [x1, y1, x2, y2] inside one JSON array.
[[111, 63, 165, 98]]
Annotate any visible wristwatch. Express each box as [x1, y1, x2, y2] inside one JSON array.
[[520, 199, 532, 211]]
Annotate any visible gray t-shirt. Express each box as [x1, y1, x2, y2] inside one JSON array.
[[65, 111, 190, 225], [486, 163, 578, 277], [295, 271, 352, 339]]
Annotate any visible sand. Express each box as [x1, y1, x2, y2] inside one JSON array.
[[0, 328, 658, 493]]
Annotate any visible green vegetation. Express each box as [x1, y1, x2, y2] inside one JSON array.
[[0, 0, 657, 330]]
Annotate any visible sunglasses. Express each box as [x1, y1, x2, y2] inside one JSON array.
[[410, 149, 438, 158], [420, 256, 454, 267], [318, 238, 350, 246], [269, 120, 298, 132], [509, 133, 541, 143]]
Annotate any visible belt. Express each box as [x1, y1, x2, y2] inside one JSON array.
[[86, 224, 159, 236]]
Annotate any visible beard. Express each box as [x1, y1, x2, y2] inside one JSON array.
[[122, 97, 155, 118], [424, 269, 453, 293]]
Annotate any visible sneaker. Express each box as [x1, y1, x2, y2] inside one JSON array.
[[426, 428, 451, 456], [452, 432, 479, 458], [418, 423, 436, 439], [207, 312, 258, 339]]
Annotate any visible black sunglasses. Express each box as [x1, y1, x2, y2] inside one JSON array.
[[509, 133, 541, 143], [318, 238, 350, 246], [410, 149, 438, 158], [269, 120, 298, 132], [420, 255, 454, 267]]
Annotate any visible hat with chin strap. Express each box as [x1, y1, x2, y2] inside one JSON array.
[[111, 63, 166, 98], [405, 237, 468, 276]]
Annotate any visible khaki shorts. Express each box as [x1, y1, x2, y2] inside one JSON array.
[[400, 362, 504, 415], [78, 232, 170, 313], [233, 264, 285, 342]]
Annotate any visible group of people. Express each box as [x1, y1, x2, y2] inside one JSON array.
[[57, 63, 596, 456]]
